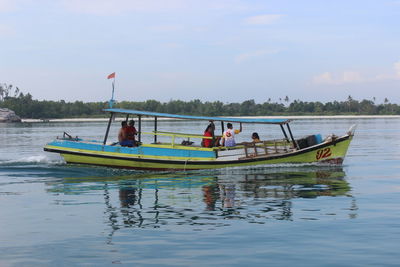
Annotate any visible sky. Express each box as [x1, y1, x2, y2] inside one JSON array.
[[1, 0, 400, 104]]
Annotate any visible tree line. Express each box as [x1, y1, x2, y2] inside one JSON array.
[[1, 83, 399, 119]]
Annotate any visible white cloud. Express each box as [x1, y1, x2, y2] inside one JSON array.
[[312, 72, 334, 84], [313, 61, 400, 85], [375, 60, 400, 80], [243, 14, 284, 25], [235, 49, 280, 63], [342, 71, 362, 83], [312, 71, 363, 85]]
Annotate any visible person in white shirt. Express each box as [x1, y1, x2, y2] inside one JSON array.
[[222, 123, 242, 147]]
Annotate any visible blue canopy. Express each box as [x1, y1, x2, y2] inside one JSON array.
[[103, 108, 290, 125]]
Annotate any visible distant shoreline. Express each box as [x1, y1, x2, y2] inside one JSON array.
[[21, 115, 400, 123]]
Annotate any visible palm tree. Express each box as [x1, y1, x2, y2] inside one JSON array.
[[347, 95, 352, 112], [14, 87, 20, 97], [284, 96, 289, 104]]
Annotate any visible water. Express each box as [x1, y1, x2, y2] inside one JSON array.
[[1, 118, 399, 266]]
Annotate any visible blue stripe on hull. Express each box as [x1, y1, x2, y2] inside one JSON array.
[[46, 140, 216, 159]]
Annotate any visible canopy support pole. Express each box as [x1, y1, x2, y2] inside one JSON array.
[[221, 121, 225, 135], [103, 113, 114, 145], [138, 115, 142, 143], [154, 117, 158, 144], [286, 124, 299, 149], [125, 114, 129, 122], [280, 124, 290, 143]]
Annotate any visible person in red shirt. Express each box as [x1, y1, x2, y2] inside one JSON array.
[[202, 121, 220, 147], [202, 124, 213, 147], [118, 121, 133, 147], [126, 120, 137, 145]]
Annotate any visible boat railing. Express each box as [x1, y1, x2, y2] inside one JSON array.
[[241, 139, 291, 158], [142, 131, 214, 147], [140, 131, 291, 155], [213, 138, 292, 159], [57, 132, 81, 141]]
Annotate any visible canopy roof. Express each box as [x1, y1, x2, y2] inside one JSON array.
[[103, 108, 291, 125]]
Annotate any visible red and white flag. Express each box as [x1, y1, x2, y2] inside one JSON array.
[[107, 72, 115, 79]]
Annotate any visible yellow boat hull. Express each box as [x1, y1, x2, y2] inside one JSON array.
[[54, 135, 352, 171]]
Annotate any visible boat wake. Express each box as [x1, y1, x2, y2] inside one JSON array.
[[0, 155, 64, 165], [0, 155, 147, 180]]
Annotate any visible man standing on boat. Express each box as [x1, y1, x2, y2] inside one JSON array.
[[222, 123, 242, 147]]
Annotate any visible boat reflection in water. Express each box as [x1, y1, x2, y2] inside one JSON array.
[[47, 166, 356, 234]]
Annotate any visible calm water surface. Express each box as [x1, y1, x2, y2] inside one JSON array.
[[0, 118, 399, 266]]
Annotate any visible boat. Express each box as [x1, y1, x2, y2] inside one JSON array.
[[44, 108, 355, 171]]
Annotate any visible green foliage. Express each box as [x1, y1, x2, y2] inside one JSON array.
[[0, 83, 20, 100], [0, 85, 399, 118]]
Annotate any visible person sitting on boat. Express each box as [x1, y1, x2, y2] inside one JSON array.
[[251, 132, 261, 143], [126, 120, 137, 145], [202, 124, 213, 148], [222, 123, 242, 147], [202, 121, 221, 148], [118, 121, 134, 147]]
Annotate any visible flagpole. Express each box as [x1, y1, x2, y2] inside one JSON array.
[[108, 72, 116, 108], [111, 76, 115, 108]]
